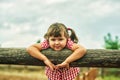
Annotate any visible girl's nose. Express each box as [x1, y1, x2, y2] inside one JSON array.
[[55, 41, 59, 44]]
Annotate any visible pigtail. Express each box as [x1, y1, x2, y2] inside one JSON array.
[[67, 28, 78, 43]]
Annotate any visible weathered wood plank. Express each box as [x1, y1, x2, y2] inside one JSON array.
[[0, 48, 120, 68]]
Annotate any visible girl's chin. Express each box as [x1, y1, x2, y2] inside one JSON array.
[[54, 48, 62, 51]]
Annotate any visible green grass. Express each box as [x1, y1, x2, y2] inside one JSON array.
[[103, 75, 120, 80]]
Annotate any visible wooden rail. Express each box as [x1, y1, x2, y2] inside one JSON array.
[[0, 48, 120, 68]]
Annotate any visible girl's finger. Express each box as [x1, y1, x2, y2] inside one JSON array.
[[50, 66, 54, 71]]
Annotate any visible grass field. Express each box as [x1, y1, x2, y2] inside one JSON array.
[[0, 65, 119, 80], [0, 65, 47, 80]]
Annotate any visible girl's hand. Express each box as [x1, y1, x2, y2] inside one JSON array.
[[56, 62, 69, 69], [44, 59, 56, 71]]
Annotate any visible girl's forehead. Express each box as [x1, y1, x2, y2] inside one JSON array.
[[50, 31, 64, 36], [49, 36, 67, 40], [50, 33, 64, 37], [50, 32, 66, 37]]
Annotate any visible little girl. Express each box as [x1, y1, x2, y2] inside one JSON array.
[[27, 22, 86, 80]]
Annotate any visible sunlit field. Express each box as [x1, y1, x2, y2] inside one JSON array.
[[0, 65, 119, 80], [0, 65, 47, 80]]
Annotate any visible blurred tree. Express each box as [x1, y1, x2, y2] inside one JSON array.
[[104, 33, 120, 49], [102, 33, 120, 78]]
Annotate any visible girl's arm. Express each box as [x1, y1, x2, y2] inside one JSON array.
[[56, 43, 86, 68], [26, 43, 56, 70], [64, 43, 86, 64]]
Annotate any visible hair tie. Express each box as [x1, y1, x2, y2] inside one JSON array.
[[67, 28, 71, 30]]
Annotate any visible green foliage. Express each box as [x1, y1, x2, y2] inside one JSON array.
[[104, 33, 120, 49], [36, 39, 41, 43]]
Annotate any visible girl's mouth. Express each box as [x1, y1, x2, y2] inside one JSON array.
[[55, 46, 60, 48]]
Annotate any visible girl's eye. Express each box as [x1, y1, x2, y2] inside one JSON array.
[[51, 39, 55, 41], [59, 38, 63, 41]]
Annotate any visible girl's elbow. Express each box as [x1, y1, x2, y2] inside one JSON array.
[[26, 46, 34, 53], [82, 48, 87, 55], [79, 47, 86, 55], [26, 46, 31, 52]]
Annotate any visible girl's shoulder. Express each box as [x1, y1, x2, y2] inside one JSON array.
[[41, 39, 50, 49], [66, 38, 74, 49]]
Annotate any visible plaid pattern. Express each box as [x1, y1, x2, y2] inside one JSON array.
[[41, 40, 49, 49], [41, 38, 79, 80], [45, 67, 80, 80], [66, 38, 74, 49]]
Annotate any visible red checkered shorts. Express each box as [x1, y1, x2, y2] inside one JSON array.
[[45, 67, 80, 80]]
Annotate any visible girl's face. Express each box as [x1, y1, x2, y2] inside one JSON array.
[[48, 32, 67, 51]]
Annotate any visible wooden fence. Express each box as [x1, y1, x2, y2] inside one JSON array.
[[0, 48, 120, 68]]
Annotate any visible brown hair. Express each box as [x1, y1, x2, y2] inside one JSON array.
[[44, 22, 78, 43]]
